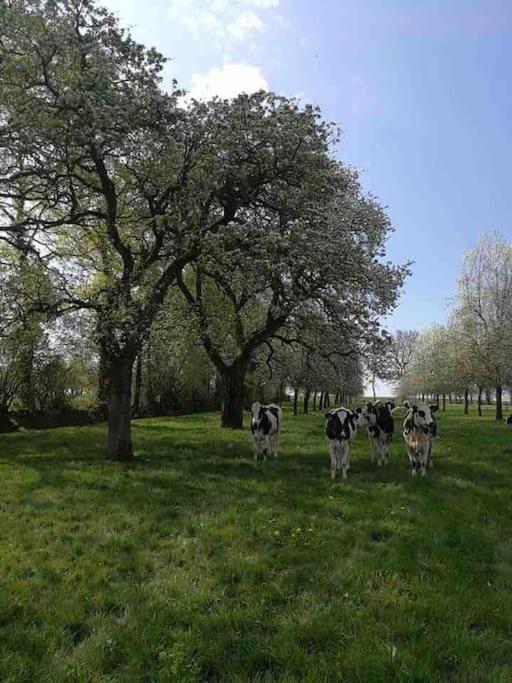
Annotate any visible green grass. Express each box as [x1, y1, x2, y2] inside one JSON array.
[[1, 405, 512, 681]]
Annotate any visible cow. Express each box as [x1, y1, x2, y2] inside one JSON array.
[[360, 401, 395, 466], [402, 402, 438, 476], [324, 407, 368, 479], [248, 402, 282, 460]]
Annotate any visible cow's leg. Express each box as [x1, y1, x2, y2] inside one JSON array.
[[385, 439, 391, 465], [329, 440, 337, 479], [341, 441, 350, 479], [406, 446, 417, 476], [427, 441, 434, 468], [420, 448, 428, 477], [270, 432, 279, 458], [377, 440, 385, 466], [252, 433, 259, 460], [368, 433, 376, 462]]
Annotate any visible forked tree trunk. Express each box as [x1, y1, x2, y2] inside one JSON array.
[[449, 392, 452, 404], [477, 386, 483, 416], [105, 350, 137, 461], [464, 388, 469, 415], [324, 393, 330, 408], [303, 389, 310, 414], [496, 384, 503, 421], [293, 388, 299, 416], [485, 389, 491, 405], [220, 365, 246, 429]]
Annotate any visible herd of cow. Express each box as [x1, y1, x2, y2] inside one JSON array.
[[248, 400, 439, 479]]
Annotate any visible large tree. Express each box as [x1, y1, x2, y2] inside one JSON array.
[[1, 1, 354, 454], [177, 163, 407, 427]]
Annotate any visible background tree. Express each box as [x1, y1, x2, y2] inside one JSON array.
[[454, 232, 512, 420]]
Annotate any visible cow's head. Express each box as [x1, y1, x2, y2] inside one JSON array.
[[404, 403, 436, 431], [355, 403, 375, 427], [248, 401, 262, 422]]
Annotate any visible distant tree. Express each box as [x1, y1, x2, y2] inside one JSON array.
[[454, 232, 512, 420], [388, 330, 420, 383]]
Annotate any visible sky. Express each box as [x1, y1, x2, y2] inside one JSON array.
[[104, 0, 512, 393]]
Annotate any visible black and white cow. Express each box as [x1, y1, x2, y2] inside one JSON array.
[[360, 401, 395, 466], [248, 402, 282, 460], [402, 402, 438, 476], [324, 407, 367, 479]]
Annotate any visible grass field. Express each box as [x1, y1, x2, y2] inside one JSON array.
[[1, 405, 512, 682]]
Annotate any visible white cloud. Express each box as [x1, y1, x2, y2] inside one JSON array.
[[167, 0, 279, 51], [186, 63, 268, 101], [227, 11, 264, 41]]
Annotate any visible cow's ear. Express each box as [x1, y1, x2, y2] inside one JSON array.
[[324, 412, 331, 419], [430, 405, 439, 413], [403, 400, 411, 409]]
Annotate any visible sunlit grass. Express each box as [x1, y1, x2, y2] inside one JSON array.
[[1, 404, 512, 681]]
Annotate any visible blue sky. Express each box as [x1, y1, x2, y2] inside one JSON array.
[[105, 0, 512, 338]]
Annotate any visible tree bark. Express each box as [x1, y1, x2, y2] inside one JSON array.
[[319, 392, 324, 410], [324, 392, 330, 408], [485, 389, 491, 405], [303, 389, 310, 414], [477, 386, 483, 416], [105, 350, 137, 461], [442, 393, 446, 411], [220, 364, 247, 428], [464, 388, 469, 415], [97, 345, 110, 418], [293, 387, 299, 416], [312, 390, 317, 411], [132, 347, 143, 417], [496, 384, 503, 421], [448, 392, 452, 404]]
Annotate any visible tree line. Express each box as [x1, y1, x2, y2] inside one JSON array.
[[371, 233, 512, 420]]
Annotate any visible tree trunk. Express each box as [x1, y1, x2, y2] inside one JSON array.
[[97, 345, 110, 418], [372, 376, 376, 400], [496, 384, 503, 421], [464, 388, 469, 415], [477, 386, 483, 416], [313, 390, 317, 411], [279, 380, 286, 403], [324, 392, 330, 408], [293, 387, 299, 416], [105, 350, 137, 461], [132, 347, 143, 417], [448, 392, 452, 404], [442, 393, 446, 411], [485, 389, 491, 405], [319, 392, 324, 410], [436, 394, 440, 408], [220, 365, 246, 429], [303, 389, 310, 414]]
